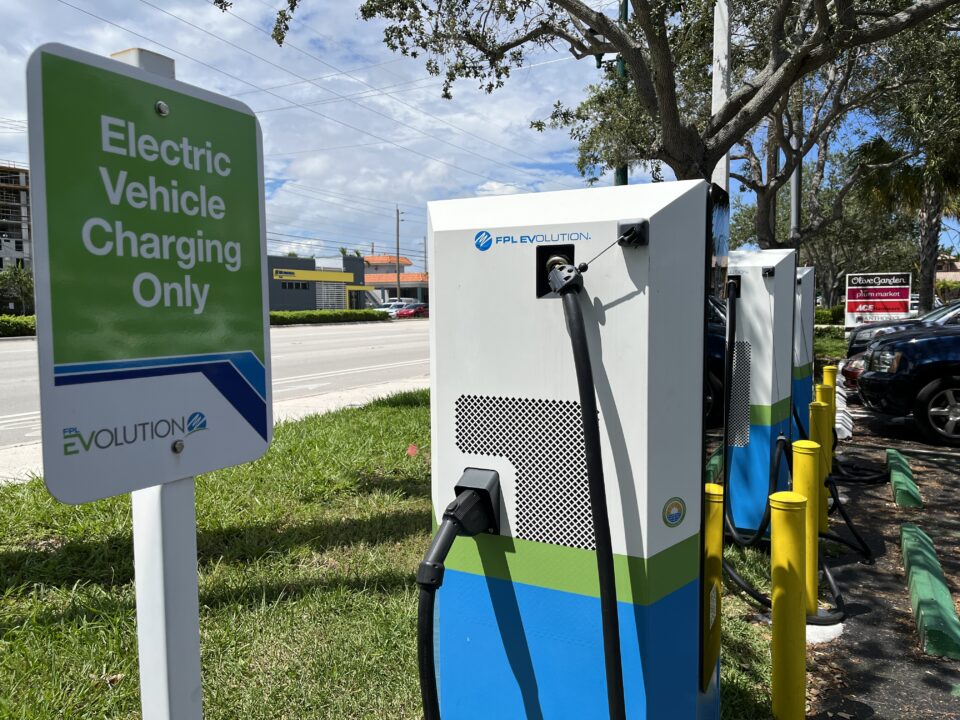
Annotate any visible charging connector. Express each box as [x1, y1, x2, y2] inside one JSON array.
[[417, 469, 501, 720]]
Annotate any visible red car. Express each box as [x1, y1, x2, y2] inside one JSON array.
[[396, 303, 429, 318], [840, 352, 866, 392]]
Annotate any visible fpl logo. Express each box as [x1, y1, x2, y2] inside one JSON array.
[[186, 411, 208, 436], [474, 230, 493, 252]]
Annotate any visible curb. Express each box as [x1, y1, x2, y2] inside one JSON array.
[[900, 523, 960, 659], [887, 449, 922, 509]]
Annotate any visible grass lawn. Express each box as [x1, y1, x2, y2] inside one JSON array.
[[0, 390, 772, 718]]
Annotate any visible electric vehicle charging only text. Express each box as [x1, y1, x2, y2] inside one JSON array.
[[419, 181, 728, 719]]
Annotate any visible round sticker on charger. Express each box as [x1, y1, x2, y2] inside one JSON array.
[[662, 497, 686, 527]]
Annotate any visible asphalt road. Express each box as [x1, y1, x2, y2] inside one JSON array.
[[0, 320, 430, 450]]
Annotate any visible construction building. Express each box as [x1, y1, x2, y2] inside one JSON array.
[[0, 161, 31, 270]]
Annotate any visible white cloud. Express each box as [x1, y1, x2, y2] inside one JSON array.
[[2, 0, 617, 271]]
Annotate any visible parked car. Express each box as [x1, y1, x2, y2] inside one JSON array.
[[846, 300, 960, 357], [379, 301, 408, 318], [858, 325, 960, 446], [840, 352, 866, 393], [396, 303, 429, 318]]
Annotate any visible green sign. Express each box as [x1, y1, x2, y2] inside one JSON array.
[[28, 44, 271, 504]]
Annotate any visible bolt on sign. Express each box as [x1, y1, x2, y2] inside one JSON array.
[[27, 44, 271, 503], [844, 272, 912, 328]]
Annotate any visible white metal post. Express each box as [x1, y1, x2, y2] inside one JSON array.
[[711, 0, 730, 191], [112, 47, 204, 720]]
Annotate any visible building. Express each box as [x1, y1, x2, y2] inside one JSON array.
[[364, 255, 429, 303], [0, 161, 31, 270], [936, 253, 960, 283], [267, 254, 373, 311]]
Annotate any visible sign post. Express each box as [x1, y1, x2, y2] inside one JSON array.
[[844, 272, 912, 328], [27, 44, 271, 719]]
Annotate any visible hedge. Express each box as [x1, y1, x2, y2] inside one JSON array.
[[814, 325, 845, 340], [814, 304, 845, 325], [0, 314, 36, 337], [0, 310, 389, 337], [268, 309, 390, 325]]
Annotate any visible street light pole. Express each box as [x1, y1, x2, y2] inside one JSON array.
[[711, 0, 730, 191], [614, 0, 629, 186]]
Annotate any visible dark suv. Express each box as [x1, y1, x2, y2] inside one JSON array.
[[847, 300, 960, 357], [858, 325, 960, 446]]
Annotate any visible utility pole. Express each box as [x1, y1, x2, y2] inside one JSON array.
[[790, 94, 803, 255], [711, 0, 730, 191], [423, 235, 428, 275], [614, 0, 629, 186], [395, 205, 401, 302]]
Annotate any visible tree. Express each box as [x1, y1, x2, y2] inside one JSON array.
[[855, 28, 960, 311], [282, 1, 956, 182], [215, 0, 960, 181], [287, 250, 299, 257], [0, 265, 35, 315], [731, 151, 919, 305]]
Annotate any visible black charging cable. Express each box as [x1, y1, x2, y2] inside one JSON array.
[[416, 469, 501, 720], [548, 258, 627, 720]]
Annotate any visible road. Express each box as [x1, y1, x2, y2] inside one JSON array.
[[0, 320, 430, 451]]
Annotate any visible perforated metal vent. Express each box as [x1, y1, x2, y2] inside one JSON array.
[[454, 395, 595, 550], [729, 341, 752, 447]]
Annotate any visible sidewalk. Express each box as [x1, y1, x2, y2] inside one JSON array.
[[809, 413, 960, 719], [0, 377, 429, 484]]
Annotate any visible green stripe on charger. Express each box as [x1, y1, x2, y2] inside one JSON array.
[[446, 532, 700, 606], [792, 362, 813, 380], [750, 396, 792, 426]]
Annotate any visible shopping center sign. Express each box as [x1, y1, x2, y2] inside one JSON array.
[[844, 272, 912, 327], [27, 44, 271, 503]]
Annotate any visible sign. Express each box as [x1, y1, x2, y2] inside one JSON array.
[[28, 44, 271, 503], [844, 272, 912, 327], [272, 267, 353, 282]]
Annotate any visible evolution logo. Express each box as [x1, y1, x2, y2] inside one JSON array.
[[473, 229, 590, 252], [62, 411, 208, 456]]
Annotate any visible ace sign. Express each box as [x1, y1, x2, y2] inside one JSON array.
[[28, 44, 272, 503]]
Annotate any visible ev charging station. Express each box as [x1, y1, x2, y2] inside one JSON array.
[[424, 181, 726, 719], [726, 249, 797, 534], [793, 268, 816, 439]]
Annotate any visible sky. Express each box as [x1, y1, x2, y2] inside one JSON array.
[[1, 0, 618, 272]]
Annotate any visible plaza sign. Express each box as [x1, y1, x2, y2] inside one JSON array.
[[28, 44, 271, 503], [845, 272, 912, 328]]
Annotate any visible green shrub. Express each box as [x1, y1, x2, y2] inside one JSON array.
[[815, 325, 845, 340], [814, 305, 846, 325], [269, 309, 389, 325], [0, 314, 36, 337]]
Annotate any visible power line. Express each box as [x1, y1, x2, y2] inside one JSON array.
[[237, 0, 577, 176], [266, 211, 427, 249], [266, 232, 426, 261], [209, 0, 580, 191], [232, 57, 405, 98], [61, 0, 541, 194], [273, 180, 425, 214]]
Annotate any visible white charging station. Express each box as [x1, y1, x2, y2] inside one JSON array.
[[726, 249, 797, 532], [793, 267, 816, 438], [427, 181, 723, 718]]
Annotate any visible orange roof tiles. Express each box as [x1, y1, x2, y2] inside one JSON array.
[[365, 255, 413, 266], [366, 272, 429, 284]]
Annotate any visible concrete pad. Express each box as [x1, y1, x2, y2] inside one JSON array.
[[807, 620, 845, 644]]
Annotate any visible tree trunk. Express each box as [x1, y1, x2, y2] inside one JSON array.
[[917, 176, 943, 314], [754, 188, 777, 248]]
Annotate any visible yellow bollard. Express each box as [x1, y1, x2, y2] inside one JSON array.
[[822, 366, 838, 439], [810, 399, 831, 534], [792, 440, 821, 617], [770, 491, 807, 720], [701, 483, 724, 691]]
